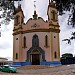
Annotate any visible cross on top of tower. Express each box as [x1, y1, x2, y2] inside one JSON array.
[[49, 0, 50, 4], [17, 0, 22, 9], [49, 0, 54, 4], [51, 0, 53, 3], [33, 1, 38, 20], [34, 0, 36, 11], [48, 0, 55, 7], [18, 0, 21, 7]]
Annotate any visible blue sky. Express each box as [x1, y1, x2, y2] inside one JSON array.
[[0, 0, 75, 60]]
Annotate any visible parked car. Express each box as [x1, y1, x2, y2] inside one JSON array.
[[1, 65, 16, 73]]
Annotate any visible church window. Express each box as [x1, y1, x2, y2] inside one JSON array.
[[14, 15, 20, 25], [32, 34, 39, 47], [51, 11, 55, 20], [54, 51, 57, 58], [16, 16, 19, 24], [55, 14, 58, 20], [21, 17, 24, 23], [45, 35, 48, 47], [24, 36, 26, 48], [16, 53, 18, 59], [51, 11, 57, 20]]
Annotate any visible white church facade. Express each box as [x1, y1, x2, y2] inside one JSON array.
[[12, 0, 61, 66]]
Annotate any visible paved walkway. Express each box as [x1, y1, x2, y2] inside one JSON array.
[[16, 64, 75, 75], [0, 64, 75, 75]]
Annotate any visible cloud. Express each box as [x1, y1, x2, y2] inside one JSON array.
[[35, 0, 48, 19], [59, 12, 75, 56], [0, 20, 13, 60], [0, 43, 11, 50], [0, 49, 13, 60]]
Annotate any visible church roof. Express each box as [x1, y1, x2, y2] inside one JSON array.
[[22, 17, 49, 32]]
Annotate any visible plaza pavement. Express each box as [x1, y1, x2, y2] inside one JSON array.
[[0, 64, 75, 75]]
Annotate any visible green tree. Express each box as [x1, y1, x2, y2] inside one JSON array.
[[61, 53, 73, 58], [0, 0, 22, 25], [54, 0, 75, 27], [53, 0, 75, 44]]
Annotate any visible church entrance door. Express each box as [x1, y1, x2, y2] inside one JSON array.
[[32, 54, 40, 65], [31, 49, 41, 65]]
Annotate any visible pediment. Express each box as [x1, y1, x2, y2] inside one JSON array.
[[22, 16, 50, 32], [24, 17, 48, 29]]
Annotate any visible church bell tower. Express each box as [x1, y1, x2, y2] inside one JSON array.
[[47, 0, 60, 61], [47, 0, 58, 24], [13, 4, 24, 62]]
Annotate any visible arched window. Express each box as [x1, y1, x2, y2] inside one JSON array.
[[14, 15, 20, 25], [45, 35, 48, 47], [51, 11, 57, 20], [32, 34, 39, 47], [16, 53, 18, 59], [55, 13, 58, 20], [54, 51, 57, 58], [21, 17, 24, 23], [51, 11, 55, 20], [24, 36, 26, 48]]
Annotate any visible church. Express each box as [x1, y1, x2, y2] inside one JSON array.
[[12, 0, 61, 66]]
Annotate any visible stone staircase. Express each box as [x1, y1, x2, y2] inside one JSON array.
[[17, 65, 52, 70]]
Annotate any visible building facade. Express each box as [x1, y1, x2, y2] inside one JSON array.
[[13, 0, 61, 66]]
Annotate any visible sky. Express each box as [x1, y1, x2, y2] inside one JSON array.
[[0, 0, 75, 60]]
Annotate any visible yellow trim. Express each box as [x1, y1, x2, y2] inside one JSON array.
[[13, 29, 60, 35], [51, 32, 53, 61], [13, 26, 22, 31], [49, 32, 53, 61], [49, 23, 60, 27], [58, 33, 60, 61]]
